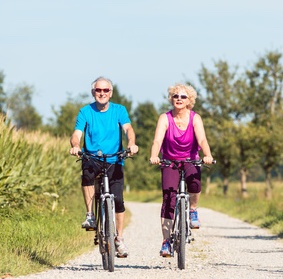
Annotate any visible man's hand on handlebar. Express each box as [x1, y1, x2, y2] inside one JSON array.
[[69, 146, 81, 158], [127, 144, 139, 156]]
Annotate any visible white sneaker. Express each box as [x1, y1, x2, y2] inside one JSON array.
[[115, 237, 129, 258], [81, 213, 97, 230]]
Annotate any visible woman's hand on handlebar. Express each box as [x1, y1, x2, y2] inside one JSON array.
[[203, 156, 214, 165], [149, 156, 160, 165]]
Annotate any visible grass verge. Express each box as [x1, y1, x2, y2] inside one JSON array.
[[0, 189, 132, 278], [0, 191, 93, 277], [199, 181, 283, 237]]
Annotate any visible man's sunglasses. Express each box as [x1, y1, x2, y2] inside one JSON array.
[[93, 88, 111, 93], [172, 94, 188, 100]]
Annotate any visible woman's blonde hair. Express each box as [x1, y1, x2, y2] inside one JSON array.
[[168, 83, 197, 110]]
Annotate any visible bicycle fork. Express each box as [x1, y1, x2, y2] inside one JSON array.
[[179, 169, 192, 243], [102, 174, 117, 238], [171, 171, 193, 255], [94, 175, 117, 247], [176, 193, 192, 244], [185, 196, 194, 244], [179, 168, 195, 244]]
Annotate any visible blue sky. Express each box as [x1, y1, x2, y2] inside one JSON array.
[[1, 0, 283, 122]]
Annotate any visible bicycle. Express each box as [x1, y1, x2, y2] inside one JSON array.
[[159, 158, 216, 270], [77, 149, 131, 272]]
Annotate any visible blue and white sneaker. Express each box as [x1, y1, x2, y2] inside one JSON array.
[[160, 239, 171, 257], [189, 209, 200, 229], [82, 213, 97, 230]]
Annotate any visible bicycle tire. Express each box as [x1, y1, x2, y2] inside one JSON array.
[[99, 233, 108, 270], [105, 197, 115, 272], [177, 197, 186, 269], [98, 200, 109, 270]]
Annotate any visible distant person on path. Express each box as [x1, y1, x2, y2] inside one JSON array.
[[69, 76, 139, 257], [150, 83, 214, 257]]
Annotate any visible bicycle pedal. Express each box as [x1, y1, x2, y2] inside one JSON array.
[[85, 227, 95, 231], [161, 254, 171, 258], [160, 251, 172, 258], [116, 254, 128, 258]]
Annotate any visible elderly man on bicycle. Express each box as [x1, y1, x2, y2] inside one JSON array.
[[69, 76, 138, 258]]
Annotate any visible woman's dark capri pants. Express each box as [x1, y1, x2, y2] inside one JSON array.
[[81, 158, 125, 213], [161, 162, 201, 220]]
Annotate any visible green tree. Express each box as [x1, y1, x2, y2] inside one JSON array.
[[6, 83, 42, 130], [245, 50, 283, 199], [198, 60, 243, 195], [46, 93, 89, 137], [235, 123, 259, 198], [125, 102, 160, 191], [111, 85, 133, 117], [245, 51, 283, 122], [134, 102, 159, 149]]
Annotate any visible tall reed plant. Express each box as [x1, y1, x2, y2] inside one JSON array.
[[0, 114, 80, 210], [0, 114, 92, 276]]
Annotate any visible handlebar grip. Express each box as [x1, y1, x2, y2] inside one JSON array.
[[78, 151, 83, 156], [201, 159, 216, 165]]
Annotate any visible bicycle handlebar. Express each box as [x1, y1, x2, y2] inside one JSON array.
[[160, 158, 216, 167], [78, 148, 132, 161]]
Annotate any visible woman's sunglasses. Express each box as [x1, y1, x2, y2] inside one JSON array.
[[172, 94, 188, 100]]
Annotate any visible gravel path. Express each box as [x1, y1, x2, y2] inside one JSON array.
[[14, 202, 283, 279]]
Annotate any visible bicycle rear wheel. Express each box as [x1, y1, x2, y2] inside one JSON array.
[[105, 197, 115, 272], [177, 197, 186, 269]]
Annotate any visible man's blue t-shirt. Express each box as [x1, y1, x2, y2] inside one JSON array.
[[75, 102, 131, 164]]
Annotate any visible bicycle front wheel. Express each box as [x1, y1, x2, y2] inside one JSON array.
[[177, 197, 186, 270], [99, 233, 109, 270], [98, 199, 108, 270], [105, 197, 115, 272]]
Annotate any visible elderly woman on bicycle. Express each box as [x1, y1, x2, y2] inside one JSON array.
[[150, 83, 214, 257]]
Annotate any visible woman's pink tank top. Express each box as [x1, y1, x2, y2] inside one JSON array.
[[161, 110, 200, 160]]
